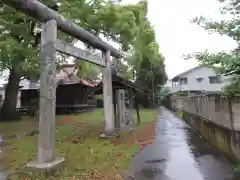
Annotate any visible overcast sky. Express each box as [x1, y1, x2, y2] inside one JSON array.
[[1, 0, 237, 85], [146, 0, 237, 79], [108, 0, 238, 79]]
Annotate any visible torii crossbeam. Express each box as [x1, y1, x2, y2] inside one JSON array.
[[2, 0, 122, 171]]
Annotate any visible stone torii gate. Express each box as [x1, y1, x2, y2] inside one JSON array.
[[2, 0, 122, 171]]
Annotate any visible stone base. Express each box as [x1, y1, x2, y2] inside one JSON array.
[[99, 132, 119, 139], [0, 172, 7, 180], [26, 157, 65, 172]]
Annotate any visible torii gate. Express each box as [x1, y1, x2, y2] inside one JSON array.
[[2, 0, 122, 171]]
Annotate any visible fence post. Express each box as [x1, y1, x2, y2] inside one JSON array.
[[229, 97, 237, 143]]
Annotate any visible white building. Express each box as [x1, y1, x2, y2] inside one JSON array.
[[168, 66, 232, 94], [0, 79, 30, 108]]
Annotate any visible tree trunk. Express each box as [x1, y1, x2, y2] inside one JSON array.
[[135, 96, 140, 125], [0, 68, 21, 121]]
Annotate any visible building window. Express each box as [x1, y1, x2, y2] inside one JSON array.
[[196, 77, 204, 83], [209, 76, 222, 84], [180, 78, 188, 85]]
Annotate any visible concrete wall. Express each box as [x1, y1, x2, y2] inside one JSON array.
[[170, 66, 232, 93], [171, 95, 232, 129], [169, 94, 240, 162]]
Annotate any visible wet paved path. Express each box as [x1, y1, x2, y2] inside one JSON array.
[[125, 107, 233, 180]]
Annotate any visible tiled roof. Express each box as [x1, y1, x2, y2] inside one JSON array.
[[80, 80, 98, 87], [20, 64, 97, 90]]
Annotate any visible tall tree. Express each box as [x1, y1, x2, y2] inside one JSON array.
[[186, 0, 239, 75], [0, 3, 42, 120], [128, 1, 167, 102], [0, 0, 153, 120], [185, 0, 239, 95]]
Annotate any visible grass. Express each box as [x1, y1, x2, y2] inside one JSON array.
[[0, 108, 157, 180], [175, 109, 183, 118], [0, 116, 38, 137], [233, 164, 240, 172]]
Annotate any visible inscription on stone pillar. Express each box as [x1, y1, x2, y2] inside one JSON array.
[[102, 50, 114, 135], [38, 19, 57, 164]]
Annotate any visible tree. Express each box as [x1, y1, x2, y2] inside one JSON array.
[[185, 50, 239, 75], [126, 1, 167, 107], [111, 57, 133, 80], [0, 0, 69, 121], [156, 86, 170, 105], [59, 0, 140, 51], [185, 0, 239, 95], [186, 0, 239, 75], [0, 3, 42, 121], [77, 61, 101, 83], [0, 0, 156, 121]]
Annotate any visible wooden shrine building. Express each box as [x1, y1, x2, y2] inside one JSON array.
[[19, 64, 97, 115]]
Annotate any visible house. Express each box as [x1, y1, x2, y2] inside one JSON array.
[[19, 64, 98, 114], [0, 77, 24, 109], [0, 64, 98, 111], [169, 66, 232, 94]]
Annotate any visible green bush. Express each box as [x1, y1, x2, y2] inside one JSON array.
[[175, 110, 183, 118]]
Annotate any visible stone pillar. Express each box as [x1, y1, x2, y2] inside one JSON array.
[[102, 50, 115, 136], [27, 19, 65, 171], [116, 89, 126, 131], [38, 19, 57, 164], [113, 90, 118, 129]]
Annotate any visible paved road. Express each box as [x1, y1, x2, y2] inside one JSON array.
[[125, 107, 234, 180]]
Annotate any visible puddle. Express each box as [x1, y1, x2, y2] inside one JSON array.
[[145, 158, 166, 164], [126, 108, 233, 180], [141, 166, 163, 178]]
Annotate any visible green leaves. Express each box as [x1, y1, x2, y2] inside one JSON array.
[[0, 3, 40, 79], [191, 0, 240, 41], [187, 0, 240, 95], [112, 58, 133, 79], [59, 0, 140, 51], [187, 0, 239, 75], [1, 0, 167, 89], [128, 2, 167, 90], [193, 16, 240, 41], [0, 0, 140, 81], [76, 61, 101, 82]]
